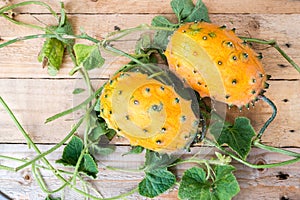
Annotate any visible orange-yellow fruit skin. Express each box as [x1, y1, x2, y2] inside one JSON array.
[[99, 72, 198, 153], [165, 22, 267, 107]]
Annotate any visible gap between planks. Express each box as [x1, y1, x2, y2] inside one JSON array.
[[0, 78, 299, 147], [0, 144, 299, 200], [0, 14, 299, 79]]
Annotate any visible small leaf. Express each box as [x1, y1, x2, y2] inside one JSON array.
[[213, 165, 240, 200], [178, 167, 209, 200], [88, 125, 109, 142], [38, 38, 64, 76], [215, 152, 232, 165], [74, 44, 105, 70], [89, 143, 115, 156], [178, 165, 240, 200], [45, 196, 61, 200], [105, 129, 116, 140], [184, 0, 210, 23], [138, 168, 176, 198], [210, 117, 256, 160], [152, 30, 173, 50], [151, 16, 177, 50], [123, 146, 144, 156], [144, 150, 177, 171], [152, 16, 176, 27], [135, 33, 151, 54], [79, 154, 99, 178], [94, 98, 101, 112], [171, 0, 194, 22], [56, 136, 83, 166], [72, 88, 85, 94], [56, 136, 99, 178]]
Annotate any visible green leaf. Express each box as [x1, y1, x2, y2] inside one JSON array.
[[56, 136, 99, 178], [184, 0, 210, 23], [79, 154, 99, 178], [89, 143, 115, 156], [88, 116, 116, 142], [210, 117, 256, 160], [139, 168, 176, 198], [151, 16, 176, 50], [135, 33, 151, 54], [38, 38, 64, 76], [171, 0, 195, 22], [178, 165, 240, 200], [153, 30, 173, 50], [94, 98, 101, 112], [152, 16, 176, 27], [47, 4, 74, 46], [45, 196, 61, 200], [88, 125, 109, 142], [73, 44, 105, 70], [72, 88, 85, 94], [213, 165, 240, 200], [144, 150, 177, 171], [56, 136, 83, 166], [123, 146, 144, 156]]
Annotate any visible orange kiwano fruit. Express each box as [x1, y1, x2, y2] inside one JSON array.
[[165, 22, 268, 107], [99, 71, 199, 152]]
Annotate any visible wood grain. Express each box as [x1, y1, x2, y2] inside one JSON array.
[[0, 145, 299, 200], [0, 78, 299, 147], [0, 1, 300, 199], [0, 13, 300, 79], [1, 0, 300, 14]]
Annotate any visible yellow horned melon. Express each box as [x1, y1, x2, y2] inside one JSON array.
[[99, 71, 199, 152], [165, 22, 267, 107]]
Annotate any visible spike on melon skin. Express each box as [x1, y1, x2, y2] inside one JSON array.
[[99, 71, 199, 153], [165, 22, 268, 107]]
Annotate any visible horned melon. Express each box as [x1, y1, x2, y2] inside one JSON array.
[[99, 71, 199, 152], [165, 22, 268, 107]]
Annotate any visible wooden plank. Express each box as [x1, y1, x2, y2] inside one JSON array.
[[0, 78, 299, 147], [0, 14, 300, 79], [1, 0, 300, 14], [0, 145, 299, 199]]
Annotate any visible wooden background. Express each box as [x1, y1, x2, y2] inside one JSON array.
[[0, 0, 300, 199]]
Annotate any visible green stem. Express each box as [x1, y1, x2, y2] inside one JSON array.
[[205, 139, 300, 169], [0, 155, 76, 175], [240, 37, 300, 73], [0, 13, 47, 31], [0, 96, 75, 194], [80, 67, 95, 96], [253, 140, 300, 158], [71, 145, 89, 185], [168, 158, 224, 168], [0, 34, 56, 48], [32, 163, 68, 194], [257, 95, 277, 139], [15, 117, 84, 171], [0, 164, 15, 171], [105, 166, 144, 173], [45, 94, 94, 123], [104, 23, 176, 42], [0, 1, 58, 19], [102, 187, 138, 200]]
